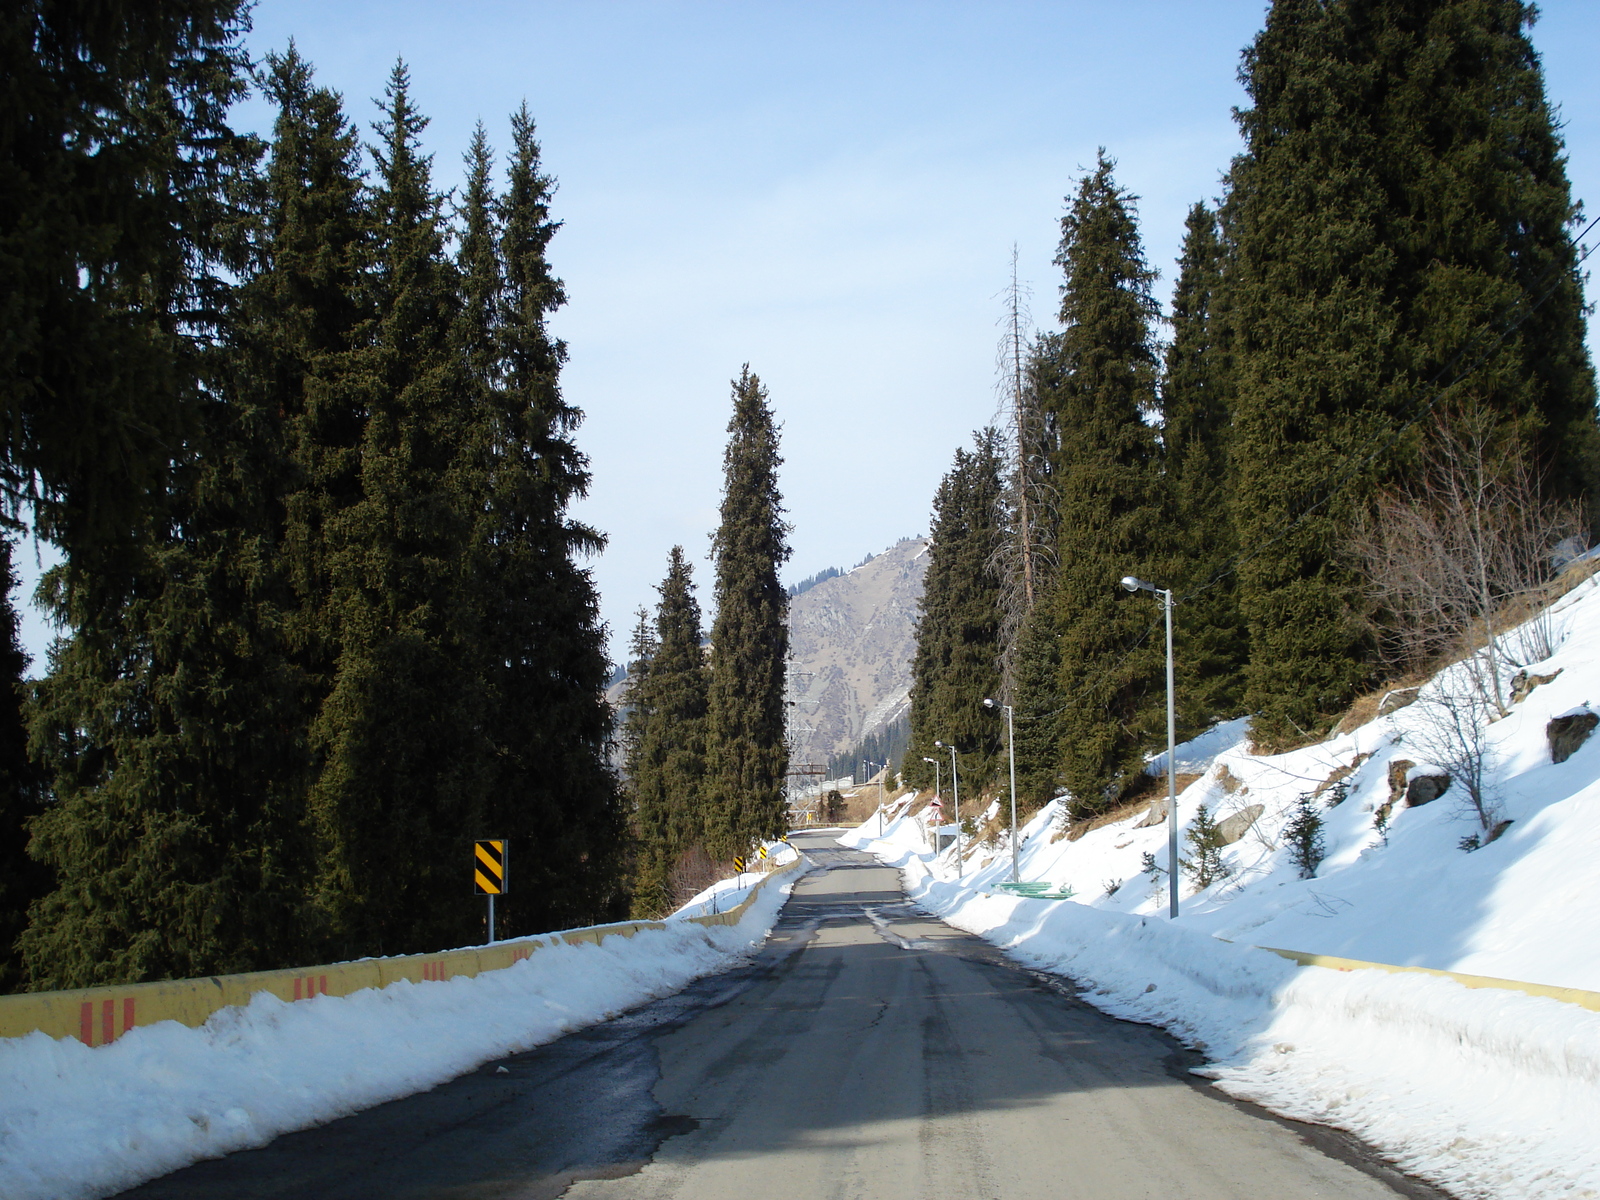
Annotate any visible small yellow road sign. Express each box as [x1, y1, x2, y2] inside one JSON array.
[[733, 856, 746, 873], [474, 839, 508, 895], [758, 845, 768, 860]]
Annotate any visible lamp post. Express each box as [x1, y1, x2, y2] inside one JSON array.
[[922, 756, 942, 853], [1121, 575, 1179, 919], [934, 741, 962, 878], [981, 699, 1018, 883]]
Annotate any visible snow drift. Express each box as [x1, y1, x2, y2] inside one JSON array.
[[843, 568, 1600, 1198], [0, 865, 801, 1200]]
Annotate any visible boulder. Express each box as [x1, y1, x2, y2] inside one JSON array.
[[1134, 799, 1166, 828], [1215, 804, 1264, 846], [1510, 668, 1562, 704], [1548, 707, 1599, 764], [1384, 759, 1414, 812], [1379, 759, 1449, 822], [1405, 772, 1451, 807]]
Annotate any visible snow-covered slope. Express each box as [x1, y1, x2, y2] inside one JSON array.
[[843, 568, 1600, 1199]]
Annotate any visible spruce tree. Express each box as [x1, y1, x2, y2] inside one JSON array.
[[22, 355, 315, 989], [17, 47, 342, 990], [1162, 201, 1247, 728], [620, 608, 656, 797], [1010, 604, 1066, 807], [907, 431, 1006, 794], [1, 1, 254, 570], [0, 540, 45, 992], [706, 368, 792, 861], [455, 107, 627, 933], [1025, 152, 1167, 817], [1227, 0, 1400, 746], [307, 62, 486, 958], [1370, 0, 1599, 507], [628, 549, 710, 918], [262, 46, 377, 763], [1227, 0, 1598, 747]]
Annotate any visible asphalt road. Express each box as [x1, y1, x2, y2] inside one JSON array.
[[118, 833, 1445, 1200]]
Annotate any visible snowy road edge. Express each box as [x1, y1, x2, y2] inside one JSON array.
[[845, 828, 1600, 1200], [0, 863, 807, 1200]]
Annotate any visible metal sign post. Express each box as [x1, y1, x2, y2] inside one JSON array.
[[474, 839, 508, 943]]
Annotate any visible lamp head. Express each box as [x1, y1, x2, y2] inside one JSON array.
[[933, 740, 944, 749], [1120, 575, 1141, 593], [922, 757, 937, 766], [982, 697, 997, 710]]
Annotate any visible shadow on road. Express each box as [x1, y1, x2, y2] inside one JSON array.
[[116, 836, 1444, 1200]]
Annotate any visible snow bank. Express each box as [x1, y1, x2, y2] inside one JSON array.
[[842, 571, 1600, 1198], [848, 836, 1600, 1199], [670, 838, 800, 919], [0, 869, 800, 1200]]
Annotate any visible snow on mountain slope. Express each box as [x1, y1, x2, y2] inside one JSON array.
[[843, 568, 1600, 1199]]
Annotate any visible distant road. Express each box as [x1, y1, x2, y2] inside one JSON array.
[[121, 833, 1445, 1200]]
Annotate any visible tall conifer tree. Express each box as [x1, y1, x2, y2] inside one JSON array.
[[15, 39, 339, 990], [308, 63, 486, 957], [620, 609, 656, 796], [1022, 152, 1166, 817], [16, 104, 331, 990], [706, 368, 791, 860], [1163, 201, 1247, 727], [1, 1, 254, 570], [262, 49, 376, 775], [0, 541, 44, 992], [907, 432, 1006, 794], [453, 108, 626, 933], [628, 549, 710, 918], [1227, 0, 1598, 746]]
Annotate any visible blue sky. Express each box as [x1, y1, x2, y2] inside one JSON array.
[[16, 2, 1600, 666]]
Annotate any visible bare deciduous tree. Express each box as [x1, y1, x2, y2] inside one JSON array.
[[1352, 403, 1585, 716], [668, 843, 725, 910], [988, 249, 1060, 699], [1409, 673, 1502, 835]]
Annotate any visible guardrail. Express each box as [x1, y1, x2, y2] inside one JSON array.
[[0, 857, 802, 1046], [1260, 945, 1600, 1013]]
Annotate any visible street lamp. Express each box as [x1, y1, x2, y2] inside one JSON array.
[[933, 740, 962, 878], [1121, 575, 1179, 919], [921, 756, 942, 853], [982, 699, 1018, 883]]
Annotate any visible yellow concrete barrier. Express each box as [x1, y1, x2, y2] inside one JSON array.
[[0, 856, 802, 1047], [1260, 946, 1600, 1013]]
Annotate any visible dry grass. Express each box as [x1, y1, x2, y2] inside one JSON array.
[[1053, 771, 1205, 842], [1332, 676, 1427, 736]]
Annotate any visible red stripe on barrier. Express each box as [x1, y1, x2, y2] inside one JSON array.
[[123, 997, 135, 1037], [319, 975, 327, 996], [293, 977, 301, 1000], [80, 1001, 93, 1046], [101, 999, 113, 1045]]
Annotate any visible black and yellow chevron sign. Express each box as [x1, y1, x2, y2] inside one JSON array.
[[733, 855, 746, 873], [474, 839, 508, 895], [758, 845, 768, 860]]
